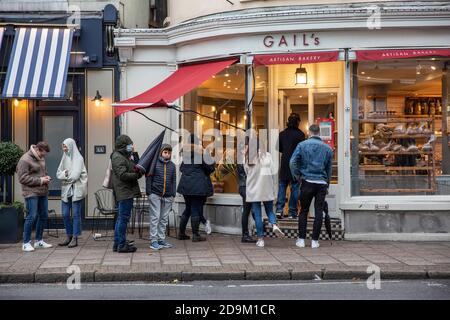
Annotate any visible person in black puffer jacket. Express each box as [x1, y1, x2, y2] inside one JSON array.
[[177, 134, 215, 242], [146, 143, 176, 250]]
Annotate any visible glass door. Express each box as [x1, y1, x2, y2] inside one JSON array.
[[37, 111, 79, 197]]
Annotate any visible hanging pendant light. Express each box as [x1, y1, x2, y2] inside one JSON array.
[[295, 64, 307, 85]]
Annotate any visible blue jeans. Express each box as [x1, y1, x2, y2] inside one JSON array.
[[62, 198, 82, 237], [23, 196, 48, 244], [114, 198, 133, 248], [251, 201, 277, 238], [276, 180, 300, 217]]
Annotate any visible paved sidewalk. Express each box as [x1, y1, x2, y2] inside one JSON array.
[[1, 231, 450, 283]]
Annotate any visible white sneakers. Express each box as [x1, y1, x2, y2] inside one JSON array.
[[256, 238, 265, 248], [295, 238, 320, 249], [32, 240, 53, 249], [311, 240, 320, 249], [205, 220, 212, 235], [295, 238, 305, 248], [272, 224, 285, 238], [22, 242, 35, 252], [22, 240, 54, 252]]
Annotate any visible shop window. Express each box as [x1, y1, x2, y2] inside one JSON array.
[[351, 58, 450, 196], [183, 64, 268, 194]]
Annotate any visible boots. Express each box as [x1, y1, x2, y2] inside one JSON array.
[[177, 215, 191, 240], [241, 232, 257, 243], [191, 216, 206, 242], [68, 237, 78, 248], [58, 236, 72, 246]]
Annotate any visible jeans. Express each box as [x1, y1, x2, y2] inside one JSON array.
[[182, 195, 206, 220], [276, 180, 300, 217], [298, 180, 327, 241], [62, 198, 82, 237], [148, 193, 173, 242], [23, 196, 48, 244], [114, 198, 134, 248], [251, 201, 277, 238], [239, 186, 253, 236]]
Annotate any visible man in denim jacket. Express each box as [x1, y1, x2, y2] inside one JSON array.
[[289, 124, 333, 249]]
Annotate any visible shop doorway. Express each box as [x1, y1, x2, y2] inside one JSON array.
[[36, 110, 81, 197], [277, 87, 340, 217]]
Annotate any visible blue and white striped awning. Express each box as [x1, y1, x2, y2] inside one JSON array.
[[2, 28, 73, 99]]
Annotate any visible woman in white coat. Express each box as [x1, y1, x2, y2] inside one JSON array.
[[56, 138, 88, 248], [245, 142, 284, 248]]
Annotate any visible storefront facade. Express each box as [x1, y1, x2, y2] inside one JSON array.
[[0, 5, 120, 227], [114, 1, 450, 240]]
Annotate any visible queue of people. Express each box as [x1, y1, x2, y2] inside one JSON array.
[[17, 112, 332, 253]]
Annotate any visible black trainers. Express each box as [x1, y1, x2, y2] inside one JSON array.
[[192, 234, 206, 242], [177, 234, 190, 240], [113, 240, 135, 252], [117, 243, 137, 253], [241, 234, 257, 243]]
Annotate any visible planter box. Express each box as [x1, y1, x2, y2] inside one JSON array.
[[0, 206, 24, 243]]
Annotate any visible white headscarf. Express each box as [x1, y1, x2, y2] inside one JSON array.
[[59, 138, 85, 182]]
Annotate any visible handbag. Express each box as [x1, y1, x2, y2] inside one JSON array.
[[102, 160, 113, 189]]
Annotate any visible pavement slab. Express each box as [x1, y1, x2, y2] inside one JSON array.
[[1, 231, 449, 283]]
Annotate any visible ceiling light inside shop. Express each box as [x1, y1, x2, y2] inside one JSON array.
[[431, 65, 437, 71], [361, 71, 366, 75], [211, 106, 216, 112], [225, 73, 230, 77]]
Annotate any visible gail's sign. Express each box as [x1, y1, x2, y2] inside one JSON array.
[[263, 33, 320, 48]]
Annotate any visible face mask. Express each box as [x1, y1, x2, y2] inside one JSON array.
[[126, 144, 133, 152]]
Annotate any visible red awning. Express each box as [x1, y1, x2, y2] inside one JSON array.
[[355, 49, 450, 61], [113, 58, 238, 116], [253, 51, 339, 66]]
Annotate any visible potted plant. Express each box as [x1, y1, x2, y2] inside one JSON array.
[[211, 153, 237, 193], [211, 165, 225, 193], [0, 142, 24, 243]]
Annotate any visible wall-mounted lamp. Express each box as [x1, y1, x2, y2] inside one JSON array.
[[295, 65, 308, 85], [92, 90, 103, 107], [13, 99, 20, 107]]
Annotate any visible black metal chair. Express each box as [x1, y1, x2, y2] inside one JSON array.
[[46, 209, 59, 238], [134, 193, 150, 239], [92, 189, 118, 240]]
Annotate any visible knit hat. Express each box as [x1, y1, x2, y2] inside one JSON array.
[[160, 143, 172, 153]]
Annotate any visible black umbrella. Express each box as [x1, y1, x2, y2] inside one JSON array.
[[323, 201, 332, 244], [136, 130, 166, 175]]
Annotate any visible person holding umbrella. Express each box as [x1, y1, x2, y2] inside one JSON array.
[[290, 124, 333, 249], [111, 135, 143, 253], [177, 134, 215, 242]]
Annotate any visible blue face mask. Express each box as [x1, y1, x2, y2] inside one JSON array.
[[126, 144, 133, 152]]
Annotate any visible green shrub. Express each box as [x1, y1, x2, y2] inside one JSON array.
[[0, 142, 24, 204], [0, 142, 24, 176]]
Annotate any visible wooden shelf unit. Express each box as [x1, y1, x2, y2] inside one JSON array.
[[357, 115, 437, 194]]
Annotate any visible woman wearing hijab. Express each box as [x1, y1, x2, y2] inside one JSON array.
[[56, 138, 88, 248]]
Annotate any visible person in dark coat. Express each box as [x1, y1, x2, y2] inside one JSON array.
[[177, 134, 215, 242], [111, 135, 143, 253], [276, 113, 305, 219]]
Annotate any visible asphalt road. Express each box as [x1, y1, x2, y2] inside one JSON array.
[[1, 280, 449, 300]]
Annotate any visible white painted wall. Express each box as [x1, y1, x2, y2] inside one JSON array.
[[86, 69, 115, 218], [168, 0, 398, 25]]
